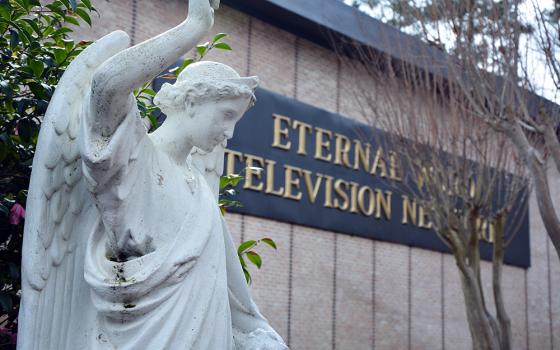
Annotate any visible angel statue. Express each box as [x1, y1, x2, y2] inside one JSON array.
[[17, 0, 288, 349]]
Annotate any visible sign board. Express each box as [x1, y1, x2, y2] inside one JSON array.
[[224, 88, 530, 268]]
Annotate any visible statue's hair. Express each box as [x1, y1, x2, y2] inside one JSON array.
[[153, 80, 256, 114]]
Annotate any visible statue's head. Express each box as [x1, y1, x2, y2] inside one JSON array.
[[154, 61, 258, 151]]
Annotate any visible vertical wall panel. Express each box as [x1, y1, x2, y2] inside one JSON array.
[[224, 212, 243, 245], [527, 191, 553, 350], [72, 0, 135, 41], [480, 261, 497, 321], [547, 167, 560, 350], [410, 247, 442, 350], [443, 254, 471, 350], [290, 225, 335, 350], [135, 0, 185, 43], [550, 238, 560, 350], [204, 6, 250, 77], [374, 241, 409, 350], [338, 60, 372, 124], [244, 216, 292, 341], [295, 40, 338, 113], [502, 265, 528, 350], [249, 19, 296, 97], [335, 235, 374, 350]]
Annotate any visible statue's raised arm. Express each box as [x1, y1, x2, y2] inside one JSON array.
[[89, 0, 218, 137]]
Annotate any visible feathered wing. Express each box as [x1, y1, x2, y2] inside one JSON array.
[[18, 31, 130, 350]]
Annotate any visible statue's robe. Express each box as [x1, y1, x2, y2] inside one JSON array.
[[79, 99, 276, 349]]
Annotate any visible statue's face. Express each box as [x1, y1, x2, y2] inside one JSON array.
[[186, 95, 251, 152]]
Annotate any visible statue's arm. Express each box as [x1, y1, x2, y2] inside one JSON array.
[[89, 0, 218, 137]]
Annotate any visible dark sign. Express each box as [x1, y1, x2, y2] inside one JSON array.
[[223, 88, 530, 268]]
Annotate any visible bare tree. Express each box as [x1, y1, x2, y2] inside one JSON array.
[[349, 0, 560, 261], [334, 12, 529, 350]]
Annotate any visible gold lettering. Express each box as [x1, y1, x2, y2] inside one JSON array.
[[334, 179, 350, 211], [418, 205, 432, 229], [272, 114, 292, 150], [292, 120, 313, 156], [323, 174, 334, 208], [334, 133, 352, 168], [283, 165, 303, 201], [243, 154, 265, 191], [402, 195, 417, 225], [478, 217, 495, 243], [353, 140, 371, 172], [349, 181, 360, 213], [376, 190, 392, 220], [224, 149, 243, 176], [302, 170, 323, 204], [370, 147, 388, 178], [265, 159, 284, 196], [488, 221, 496, 243], [358, 186, 375, 216], [314, 127, 333, 162]]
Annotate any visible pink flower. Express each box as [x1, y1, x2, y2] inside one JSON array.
[[9, 203, 25, 225]]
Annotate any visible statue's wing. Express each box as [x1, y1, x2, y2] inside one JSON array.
[[18, 31, 130, 350], [190, 141, 227, 199]]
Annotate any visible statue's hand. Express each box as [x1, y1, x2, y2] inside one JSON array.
[[187, 0, 219, 29]]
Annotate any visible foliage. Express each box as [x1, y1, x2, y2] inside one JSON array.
[[0, 0, 94, 343], [218, 171, 277, 284]]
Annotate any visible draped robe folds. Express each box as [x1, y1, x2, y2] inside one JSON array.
[[79, 97, 282, 349]]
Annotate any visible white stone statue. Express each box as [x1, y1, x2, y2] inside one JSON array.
[[17, 0, 288, 349]]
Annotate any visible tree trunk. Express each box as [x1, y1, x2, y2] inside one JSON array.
[[507, 122, 560, 260], [458, 269, 502, 350], [493, 215, 512, 350]]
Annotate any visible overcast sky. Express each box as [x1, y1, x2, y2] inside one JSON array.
[[341, 0, 558, 103]]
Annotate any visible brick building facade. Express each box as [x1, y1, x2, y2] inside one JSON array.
[[72, 1, 560, 349]]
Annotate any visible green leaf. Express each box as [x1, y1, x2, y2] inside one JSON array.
[[238, 255, 247, 269], [22, 18, 42, 37], [8, 262, 19, 279], [243, 267, 251, 284], [174, 58, 194, 76], [261, 238, 277, 250], [246, 251, 262, 268], [0, 1, 12, 21], [196, 43, 208, 57], [28, 59, 44, 77], [0, 140, 7, 163], [213, 42, 232, 51], [81, 0, 92, 10], [75, 7, 91, 25], [0, 203, 8, 216], [53, 48, 67, 64], [212, 32, 227, 42], [9, 29, 19, 49], [0, 292, 12, 312], [51, 27, 73, 37], [65, 15, 80, 26], [237, 240, 257, 255], [17, 118, 37, 143], [143, 88, 156, 97]]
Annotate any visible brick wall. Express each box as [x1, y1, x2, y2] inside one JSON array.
[[73, 1, 559, 349]]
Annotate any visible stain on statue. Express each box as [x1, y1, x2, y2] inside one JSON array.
[[17, 0, 288, 349]]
